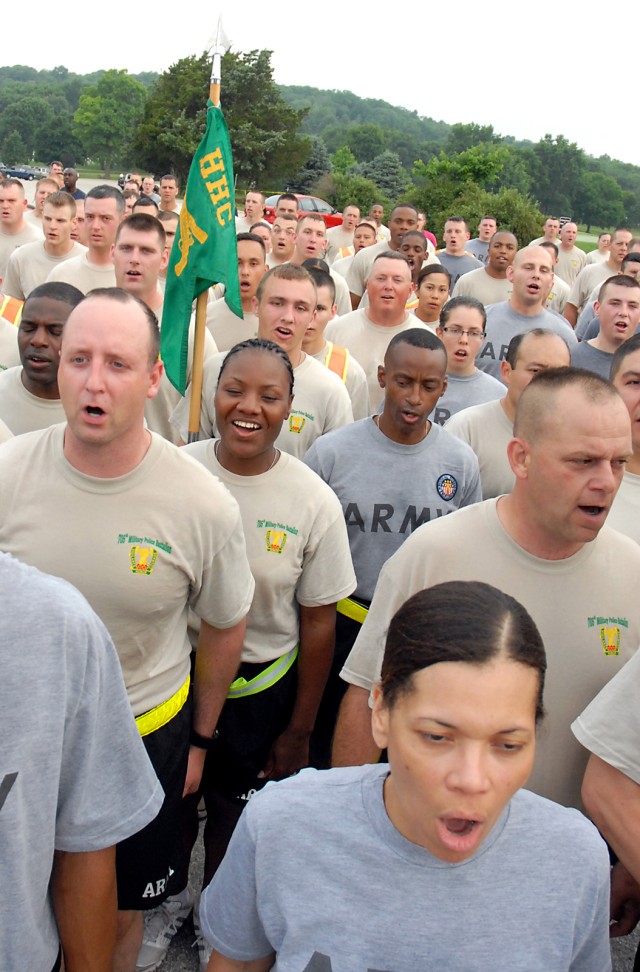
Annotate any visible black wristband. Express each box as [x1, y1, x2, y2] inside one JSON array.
[[190, 729, 216, 750]]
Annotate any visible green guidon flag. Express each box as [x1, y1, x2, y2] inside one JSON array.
[[160, 102, 241, 394]]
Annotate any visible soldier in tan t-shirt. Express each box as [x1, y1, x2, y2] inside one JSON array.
[[0, 178, 44, 284], [0, 280, 83, 434]]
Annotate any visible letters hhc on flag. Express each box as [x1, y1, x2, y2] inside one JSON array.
[[161, 102, 241, 394]]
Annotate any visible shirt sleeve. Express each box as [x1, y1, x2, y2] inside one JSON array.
[[199, 806, 274, 962], [55, 603, 164, 851]]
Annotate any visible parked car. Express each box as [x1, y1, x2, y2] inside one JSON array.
[[263, 194, 342, 228], [0, 164, 44, 180]]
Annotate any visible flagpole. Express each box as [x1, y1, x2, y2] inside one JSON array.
[[187, 23, 225, 442]]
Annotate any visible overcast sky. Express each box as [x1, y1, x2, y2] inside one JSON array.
[[8, 2, 634, 165]]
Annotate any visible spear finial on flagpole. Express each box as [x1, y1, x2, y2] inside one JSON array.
[[208, 17, 231, 108]]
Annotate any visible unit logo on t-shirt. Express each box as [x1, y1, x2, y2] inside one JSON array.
[[118, 532, 172, 575], [436, 474, 458, 501], [588, 614, 629, 656], [289, 408, 314, 434], [266, 530, 287, 554]]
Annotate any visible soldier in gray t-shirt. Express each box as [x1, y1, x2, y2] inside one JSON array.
[[475, 246, 577, 382]]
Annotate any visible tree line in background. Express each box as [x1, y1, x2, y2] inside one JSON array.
[[2, 54, 639, 241]]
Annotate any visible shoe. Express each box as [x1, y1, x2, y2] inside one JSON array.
[[192, 896, 213, 972], [135, 886, 194, 971]]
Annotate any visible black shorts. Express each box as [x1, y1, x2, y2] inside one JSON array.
[[200, 658, 297, 807], [116, 694, 191, 911]]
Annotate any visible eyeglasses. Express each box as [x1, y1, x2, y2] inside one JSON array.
[[441, 326, 485, 340]]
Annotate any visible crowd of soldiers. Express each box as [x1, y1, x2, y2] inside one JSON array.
[[1, 167, 640, 972]]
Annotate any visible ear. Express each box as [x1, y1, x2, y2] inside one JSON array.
[[439, 374, 448, 398], [377, 364, 386, 389], [110, 243, 116, 260], [594, 300, 601, 317], [159, 246, 169, 273], [147, 357, 164, 400], [507, 435, 531, 479], [371, 682, 390, 750], [285, 393, 294, 420], [329, 303, 338, 321], [506, 264, 515, 284], [251, 295, 259, 316], [500, 359, 512, 385]]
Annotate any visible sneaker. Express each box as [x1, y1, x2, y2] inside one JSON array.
[[135, 886, 194, 972], [192, 896, 213, 972]]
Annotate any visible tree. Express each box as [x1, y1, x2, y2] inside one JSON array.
[[34, 114, 85, 166], [446, 123, 500, 154], [622, 190, 640, 229], [0, 96, 53, 157], [411, 145, 508, 217], [132, 50, 310, 187], [290, 135, 332, 193], [2, 130, 28, 165], [525, 134, 585, 215], [313, 171, 391, 216], [355, 151, 409, 199], [73, 69, 147, 176], [574, 172, 624, 233], [346, 123, 387, 162], [331, 145, 356, 175]]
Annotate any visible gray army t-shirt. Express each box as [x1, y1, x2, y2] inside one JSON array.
[[436, 251, 484, 289], [431, 370, 505, 426], [477, 302, 576, 381], [304, 417, 481, 600]]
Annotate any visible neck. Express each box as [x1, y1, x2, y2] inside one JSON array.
[[215, 438, 279, 477], [485, 264, 506, 280], [88, 246, 113, 267], [589, 335, 616, 355], [302, 335, 326, 357], [366, 307, 406, 328], [608, 255, 622, 271], [45, 238, 74, 258], [448, 363, 476, 378], [63, 425, 152, 478], [21, 370, 59, 400], [145, 288, 163, 313], [376, 411, 431, 447], [497, 493, 583, 560], [560, 242, 572, 252], [286, 347, 304, 368], [241, 295, 255, 314], [509, 295, 544, 317], [500, 395, 516, 424], [2, 219, 26, 236], [414, 307, 439, 325]]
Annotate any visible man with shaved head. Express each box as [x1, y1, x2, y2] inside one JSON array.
[[477, 245, 577, 381], [332, 367, 640, 827], [446, 328, 571, 498]]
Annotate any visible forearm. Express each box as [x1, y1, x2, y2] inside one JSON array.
[[288, 603, 336, 735], [193, 617, 247, 737], [582, 754, 640, 884], [331, 684, 381, 767], [564, 302, 578, 327], [51, 848, 117, 972]]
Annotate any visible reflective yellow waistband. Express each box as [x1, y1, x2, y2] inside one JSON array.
[[337, 597, 369, 625], [135, 674, 190, 737], [227, 644, 299, 699]]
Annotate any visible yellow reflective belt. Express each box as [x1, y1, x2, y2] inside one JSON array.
[[324, 341, 349, 383], [337, 597, 369, 625], [227, 644, 299, 699], [135, 674, 190, 737]]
